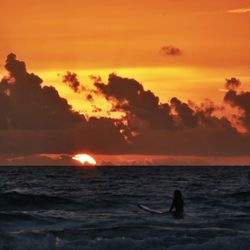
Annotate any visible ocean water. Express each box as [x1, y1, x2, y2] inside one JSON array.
[[0, 166, 249, 250]]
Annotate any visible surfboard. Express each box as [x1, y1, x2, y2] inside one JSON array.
[[138, 204, 169, 214]]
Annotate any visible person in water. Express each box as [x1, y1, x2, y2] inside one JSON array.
[[169, 190, 184, 217]]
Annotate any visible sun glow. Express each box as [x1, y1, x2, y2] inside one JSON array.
[[72, 154, 97, 166]]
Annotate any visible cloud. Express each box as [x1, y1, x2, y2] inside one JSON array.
[[92, 73, 249, 157], [225, 77, 241, 90], [0, 54, 85, 129], [94, 73, 174, 131], [0, 54, 127, 155], [62, 72, 99, 105], [1, 54, 250, 159], [170, 97, 198, 128], [224, 88, 250, 130], [227, 8, 250, 14], [130, 126, 250, 156], [63, 71, 82, 93], [92, 73, 250, 156], [86, 94, 94, 102], [223, 77, 250, 130], [0, 118, 127, 155], [160, 45, 183, 56], [95, 74, 233, 131]]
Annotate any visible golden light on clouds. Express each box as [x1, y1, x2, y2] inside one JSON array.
[[38, 66, 219, 117], [37, 67, 250, 119]]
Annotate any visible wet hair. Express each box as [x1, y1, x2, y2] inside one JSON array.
[[174, 190, 183, 200]]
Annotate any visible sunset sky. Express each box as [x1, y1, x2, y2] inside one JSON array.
[[0, 0, 250, 165]]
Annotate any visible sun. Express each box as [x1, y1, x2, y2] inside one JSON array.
[[72, 154, 97, 166]]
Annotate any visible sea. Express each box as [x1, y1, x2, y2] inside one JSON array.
[[0, 166, 249, 250]]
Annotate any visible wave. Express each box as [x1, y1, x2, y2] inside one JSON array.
[[0, 191, 78, 210], [0, 191, 129, 212], [223, 191, 250, 199], [83, 236, 250, 250], [0, 211, 40, 221], [0, 235, 249, 250]]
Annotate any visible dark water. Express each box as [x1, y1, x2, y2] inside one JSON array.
[[0, 166, 249, 249]]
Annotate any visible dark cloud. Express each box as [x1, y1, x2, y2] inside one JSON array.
[[161, 45, 183, 56], [0, 92, 10, 128], [130, 126, 250, 156], [86, 94, 94, 102], [179, 99, 233, 129], [225, 77, 241, 90], [95, 73, 174, 130], [95, 74, 232, 131], [92, 73, 249, 156], [0, 54, 250, 159], [224, 81, 250, 130], [0, 119, 127, 155], [0, 54, 85, 129], [63, 71, 82, 93], [85, 117, 127, 153], [0, 54, 128, 155], [62, 72, 98, 104], [170, 97, 198, 128]]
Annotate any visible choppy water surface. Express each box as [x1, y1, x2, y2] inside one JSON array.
[[0, 166, 249, 249]]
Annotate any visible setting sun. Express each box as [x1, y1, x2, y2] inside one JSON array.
[[72, 154, 97, 166]]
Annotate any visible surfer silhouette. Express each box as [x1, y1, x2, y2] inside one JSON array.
[[138, 189, 184, 217], [169, 190, 184, 217]]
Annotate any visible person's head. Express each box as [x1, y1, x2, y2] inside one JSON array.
[[174, 190, 182, 200]]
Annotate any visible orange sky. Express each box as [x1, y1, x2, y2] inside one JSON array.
[[1, 0, 250, 115]]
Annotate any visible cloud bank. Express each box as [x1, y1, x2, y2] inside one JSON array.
[[0, 54, 250, 158], [160, 46, 183, 56]]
